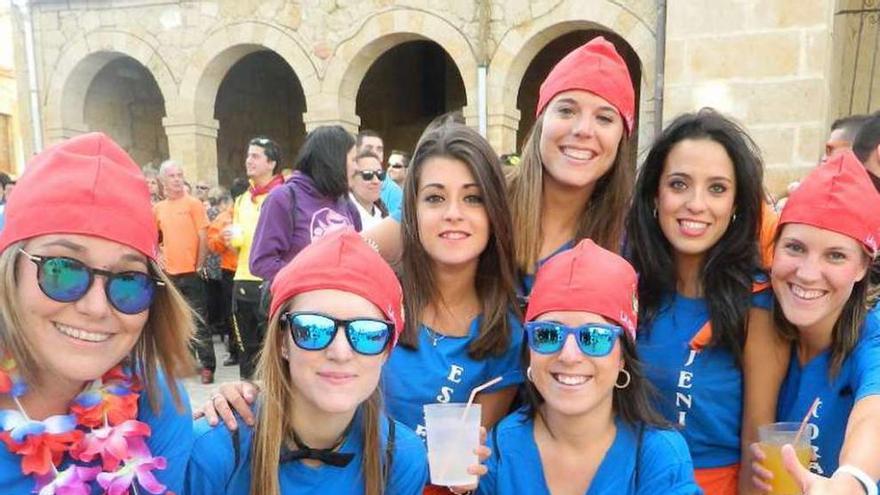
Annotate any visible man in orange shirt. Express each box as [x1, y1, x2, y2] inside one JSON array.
[[154, 159, 215, 383]]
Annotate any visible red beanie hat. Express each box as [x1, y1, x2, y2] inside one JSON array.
[[525, 239, 638, 342], [269, 230, 405, 346], [0, 133, 158, 259], [779, 150, 880, 255], [536, 36, 636, 135]]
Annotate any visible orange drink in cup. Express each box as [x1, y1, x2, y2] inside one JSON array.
[[758, 422, 812, 495]]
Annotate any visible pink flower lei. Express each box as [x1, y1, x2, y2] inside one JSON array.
[[0, 354, 172, 494]]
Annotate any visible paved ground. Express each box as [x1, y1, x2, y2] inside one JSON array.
[[182, 336, 241, 410]]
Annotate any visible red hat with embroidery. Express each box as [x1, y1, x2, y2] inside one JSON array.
[[269, 230, 405, 346], [779, 150, 880, 255], [536, 36, 636, 135], [525, 239, 638, 341], [0, 132, 158, 259]]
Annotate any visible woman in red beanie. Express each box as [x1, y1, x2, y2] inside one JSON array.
[[187, 230, 486, 495], [0, 133, 195, 494], [747, 152, 880, 495], [476, 239, 700, 494], [360, 36, 637, 305], [626, 109, 785, 495]]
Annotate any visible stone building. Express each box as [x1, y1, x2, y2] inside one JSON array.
[[7, 0, 880, 194], [1, 0, 21, 176]]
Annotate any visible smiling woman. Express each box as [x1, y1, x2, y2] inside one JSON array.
[[0, 133, 195, 494]]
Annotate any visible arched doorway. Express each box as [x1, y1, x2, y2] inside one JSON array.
[[515, 30, 642, 150], [214, 50, 306, 186], [82, 57, 168, 168], [355, 40, 466, 157]]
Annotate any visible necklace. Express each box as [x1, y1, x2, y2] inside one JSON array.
[[424, 327, 446, 347], [0, 354, 171, 494]]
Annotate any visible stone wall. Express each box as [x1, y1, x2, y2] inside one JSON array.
[[664, 0, 835, 194], [0, 0, 21, 175], [8, 0, 864, 195]]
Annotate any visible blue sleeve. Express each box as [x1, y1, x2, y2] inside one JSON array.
[[139, 376, 193, 495], [484, 315, 526, 393], [853, 311, 880, 401], [636, 429, 702, 495], [389, 206, 402, 223], [249, 186, 294, 281], [386, 421, 429, 494], [186, 418, 244, 495]]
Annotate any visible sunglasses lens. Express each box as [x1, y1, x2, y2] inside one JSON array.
[[526, 322, 564, 354], [578, 326, 617, 357], [346, 320, 391, 355], [289, 313, 336, 350], [39, 257, 90, 302], [107, 273, 156, 314]]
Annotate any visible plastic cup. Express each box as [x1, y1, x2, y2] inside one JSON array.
[[423, 403, 481, 486], [758, 422, 812, 495], [226, 224, 243, 245]]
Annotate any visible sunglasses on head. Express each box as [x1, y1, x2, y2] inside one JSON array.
[[354, 170, 386, 181], [525, 321, 622, 357], [281, 311, 393, 356], [195, 185, 210, 191], [19, 249, 163, 315]]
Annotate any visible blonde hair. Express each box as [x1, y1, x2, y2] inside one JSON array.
[[0, 242, 196, 412], [508, 114, 634, 273], [251, 307, 387, 495]]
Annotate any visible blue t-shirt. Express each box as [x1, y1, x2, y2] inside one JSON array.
[[476, 409, 701, 495], [777, 305, 880, 478], [637, 289, 772, 469], [382, 314, 524, 437], [186, 410, 428, 495], [380, 179, 403, 219], [0, 373, 192, 494]]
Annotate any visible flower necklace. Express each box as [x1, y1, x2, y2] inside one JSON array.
[[0, 354, 171, 494]]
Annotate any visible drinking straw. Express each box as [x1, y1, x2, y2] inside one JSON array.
[[793, 397, 820, 447], [461, 376, 502, 421]]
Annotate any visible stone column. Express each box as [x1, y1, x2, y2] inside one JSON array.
[[486, 107, 522, 155], [44, 122, 89, 145], [162, 116, 219, 184], [302, 92, 361, 133]]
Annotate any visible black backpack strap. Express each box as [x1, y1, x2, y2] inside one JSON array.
[[286, 183, 297, 219], [231, 427, 241, 470], [384, 414, 396, 480]]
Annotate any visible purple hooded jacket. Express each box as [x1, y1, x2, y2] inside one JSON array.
[[249, 171, 361, 281]]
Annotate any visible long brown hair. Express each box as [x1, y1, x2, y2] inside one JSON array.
[[251, 306, 387, 495], [509, 113, 635, 273], [0, 241, 195, 412], [398, 124, 520, 359]]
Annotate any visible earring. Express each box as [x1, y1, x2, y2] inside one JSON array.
[[732, 212, 737, 223], [526, 366, 533, 382], [615, 368, 631, 389], [652, 207, 657, 219]]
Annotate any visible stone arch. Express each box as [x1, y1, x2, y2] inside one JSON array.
[[487, 0, 656, 153], [321, 9, 478, 130], [44, 30, 177, 142], [176, 21, 319, 125]]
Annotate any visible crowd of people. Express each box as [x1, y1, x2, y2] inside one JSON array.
[[0, 35, 878, 495]]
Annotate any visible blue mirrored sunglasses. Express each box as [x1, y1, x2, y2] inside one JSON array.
[[525, 321, 622, 357], [19, 249, 162, 315], [281, 311, 393, 356]]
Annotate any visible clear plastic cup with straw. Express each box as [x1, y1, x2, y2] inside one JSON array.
[[423, 376, 501, 486], [758, 398, 818, 495]]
